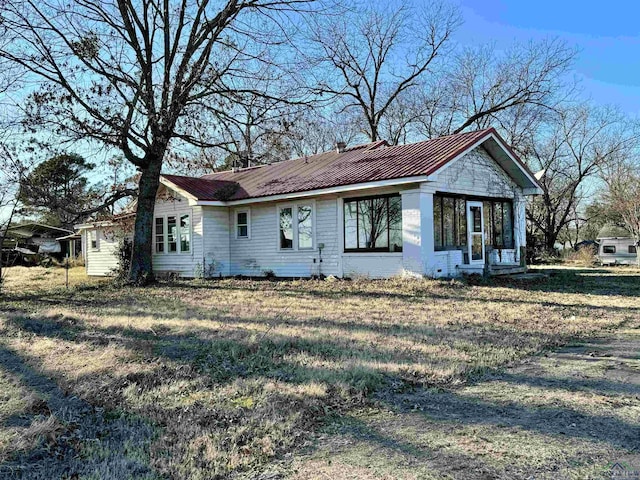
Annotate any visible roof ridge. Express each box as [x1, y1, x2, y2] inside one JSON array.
[[200, 139, 396, 179]]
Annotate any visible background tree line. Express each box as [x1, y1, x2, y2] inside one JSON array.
[[0, 0, 638, 281]]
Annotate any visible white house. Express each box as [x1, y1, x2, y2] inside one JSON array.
[[77, 128, 542, 279]]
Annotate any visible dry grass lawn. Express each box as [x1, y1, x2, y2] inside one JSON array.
[[0, 265, 638, 479]]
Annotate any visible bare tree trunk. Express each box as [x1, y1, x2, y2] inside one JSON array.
[[129, 157, 162, 285], [545, 232, 557, 256]]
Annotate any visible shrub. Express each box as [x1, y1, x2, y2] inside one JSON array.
[[262, 269, 276, 280], [111, 237, 133, 281], [565, 245, 597, 267]]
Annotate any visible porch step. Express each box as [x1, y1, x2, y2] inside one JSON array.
[[488, 265, 526, 276]]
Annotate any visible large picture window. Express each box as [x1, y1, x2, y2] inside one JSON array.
[[344, 195, 402, 252]]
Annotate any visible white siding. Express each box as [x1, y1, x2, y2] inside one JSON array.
[[85, 228, 119, 276], [202, 207, 231, 276], [431, 252, 449, 277], [152, 189, 203, 277], [431, 146, 518, 198], [342, 254, 403, 279], [228, 196, 341, 277]]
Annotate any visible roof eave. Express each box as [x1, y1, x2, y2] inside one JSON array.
[[159, 175, 201, 203], [194, 174, 432, 206]]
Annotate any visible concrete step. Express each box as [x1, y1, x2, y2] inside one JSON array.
[[488, 265, 527, 276]]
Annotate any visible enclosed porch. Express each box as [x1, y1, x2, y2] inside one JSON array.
[[400, 185, 528, 278]]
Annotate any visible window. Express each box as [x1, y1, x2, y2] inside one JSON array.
[[298, 205, 313, 249], [278, 203, 314, 250], [434, 195, 467, 250], [483, 200, 514, 249], [154, 213, 191, 254], [236, 210, 249, 239], [180, 214, 190, 252], [343, 194, 402, 252], [90, 230, 99, 250], [279, 207, 293, 249], [434, 195, 514, 250], [603, 245, 616, 254], [155, 218, 164, 253], [167, 216, 178, 252], [629, 246, 637, 254]]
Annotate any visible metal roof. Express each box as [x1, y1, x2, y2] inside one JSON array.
[[162, 128, 540, 202]]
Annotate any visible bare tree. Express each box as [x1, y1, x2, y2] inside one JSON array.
[[0, 0, 319, 284], [525, 105, 639, 255], [287, 109, 360, 157], [414, 39, 576, 142], [310, 2, 461, 142]]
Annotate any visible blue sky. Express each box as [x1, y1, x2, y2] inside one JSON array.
[[457, 0, 640, 115]]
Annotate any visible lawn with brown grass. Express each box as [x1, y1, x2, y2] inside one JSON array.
[[0, 265, 638, 479]]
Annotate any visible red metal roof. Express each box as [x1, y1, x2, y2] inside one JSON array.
[[162, 128, 535, 202]]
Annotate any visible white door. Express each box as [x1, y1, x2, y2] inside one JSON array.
[[467, 201, 485, 265]]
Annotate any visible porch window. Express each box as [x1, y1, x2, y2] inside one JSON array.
[[434, 195, 514, 250], [433, 195, 467, 250], [630, 246, 637, 254], [343, 194, 402, 252], [483, 200, 514, 249]]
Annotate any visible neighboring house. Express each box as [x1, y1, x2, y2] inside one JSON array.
[[75, 213, 134, 276], [597, 225, 638, 266], [78, 128, 542, 278], [3, 223, 75, 261]]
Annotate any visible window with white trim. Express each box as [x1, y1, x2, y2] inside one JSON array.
[[154, 213, 191, 254], [155, 218, 164, 253], [90, 230, 99, 250], [180, 214, 190, 252], [167, 216, 178, 252], [235, 209, 250, 239], [278, 202, 314, 250], [298, 205, 313, 249]]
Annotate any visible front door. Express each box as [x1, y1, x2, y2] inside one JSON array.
[[467, 201, 485, 265]]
